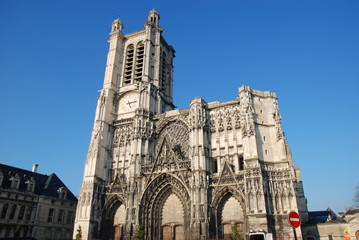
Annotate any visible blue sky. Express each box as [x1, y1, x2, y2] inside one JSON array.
[[0, 0, 358, 214]]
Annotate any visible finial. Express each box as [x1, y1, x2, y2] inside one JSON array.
[[147, 9, 160, 26], [111, 18, 124, 32]]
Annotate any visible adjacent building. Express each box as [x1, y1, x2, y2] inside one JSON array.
[[303, 207, 359, 240], [0, 163, 77, 239], [74, 10, 308, 240]]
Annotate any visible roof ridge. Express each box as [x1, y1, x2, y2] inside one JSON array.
[[0, 163, 48, 177]]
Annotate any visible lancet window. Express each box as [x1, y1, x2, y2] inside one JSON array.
[[123, 44, 134, 85], [123, 42, 145, 85], [134, 41, 144, 82]]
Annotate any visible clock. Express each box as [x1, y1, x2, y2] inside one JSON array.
[[119, 93, 138, 113], [125, 97, 137, 109]]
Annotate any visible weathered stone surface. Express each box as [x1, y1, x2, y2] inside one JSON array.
[[73, 10, 308, 240]]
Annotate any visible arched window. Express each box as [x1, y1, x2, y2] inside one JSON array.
[[123, 44, 134, 85], [134, 41, 144, 82]]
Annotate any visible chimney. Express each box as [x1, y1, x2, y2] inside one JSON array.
[[32, 164, 38, 173]]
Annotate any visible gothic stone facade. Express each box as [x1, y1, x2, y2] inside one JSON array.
[[74, 10, 308, 240]]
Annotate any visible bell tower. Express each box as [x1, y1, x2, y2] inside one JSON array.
[[73, 9, 175, 240], [116, 9, 175, 118]]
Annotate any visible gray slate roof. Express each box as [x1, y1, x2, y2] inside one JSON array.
[[0, 163, 77, 202]]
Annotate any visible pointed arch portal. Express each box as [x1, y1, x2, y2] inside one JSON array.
[[211, 186, 246, 240], [102, 195, 126, 240], [139, 174, 190, 240]]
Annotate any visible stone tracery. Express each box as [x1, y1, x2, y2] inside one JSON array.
[[74, 10, 308, 240]]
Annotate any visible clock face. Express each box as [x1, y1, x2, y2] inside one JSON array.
[[125, 97, 137, 109], [119, 93, 138, 113]]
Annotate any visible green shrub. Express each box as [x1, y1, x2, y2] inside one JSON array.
[[133, 225, 145, 240], [75, 225, 82, 240]]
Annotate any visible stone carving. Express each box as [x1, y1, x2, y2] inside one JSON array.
[[217, 111, 224, 132], [155, 120, 190, 162], [210, 118, 216, 133], [234, 107, 241, 129], [132, 117, 150, 140], [273, 101, 284, 141], [209, 105, 241, 133], [240, 92, 255, 137], [107, 174, 128, 194], [113, 125, 133, 147], [156, 115, 189, 135], [189, 99, 207, 130], [225, 109, 233, 130]]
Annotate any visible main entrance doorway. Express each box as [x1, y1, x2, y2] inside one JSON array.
[[161, 194, 185, 240]]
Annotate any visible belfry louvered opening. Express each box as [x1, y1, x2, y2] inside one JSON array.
[[161, 51, 167, 90], [134, 42, 144, 82], [123, 44, 134, 85]]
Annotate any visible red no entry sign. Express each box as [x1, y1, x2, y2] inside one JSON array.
[[288, 211, 301, 228]]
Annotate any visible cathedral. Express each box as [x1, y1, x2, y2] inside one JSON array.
[[74, 10, 308, 240]]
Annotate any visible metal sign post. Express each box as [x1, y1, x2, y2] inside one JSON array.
[[288, 211, 301, 240]]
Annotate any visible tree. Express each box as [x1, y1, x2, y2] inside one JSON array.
[[354, 183, 359, 207], [133, 225, 145, 240], [230, 224, 243, 240], [75, 225, 82, 240]]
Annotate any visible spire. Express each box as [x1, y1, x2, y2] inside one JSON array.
[[147, 9, 160, 26], [111, 18, 124, 32]]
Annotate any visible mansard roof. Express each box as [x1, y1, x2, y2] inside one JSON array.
[[0, 163, 77, 202], [308, 208, 339, 223]]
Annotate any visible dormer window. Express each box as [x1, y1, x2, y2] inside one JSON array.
[[10, 174, 20, 189], [57, 187, 68, 199], [28, 183, 34, 192], [25, 177, 35, 192]]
